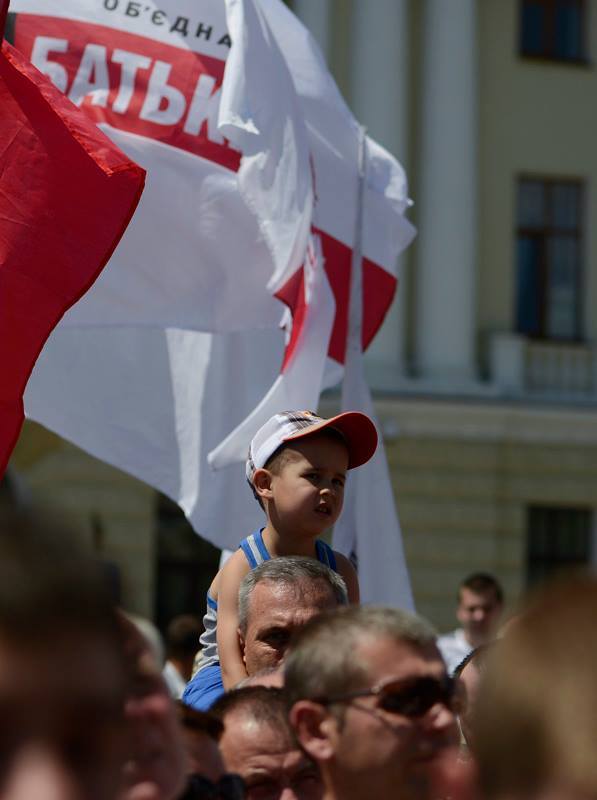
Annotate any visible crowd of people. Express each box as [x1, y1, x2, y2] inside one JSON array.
[[1, 410, 595, 800]]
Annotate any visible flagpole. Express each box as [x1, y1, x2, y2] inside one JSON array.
[[344, 125, 367, 365], [337, 126, 367, 564]]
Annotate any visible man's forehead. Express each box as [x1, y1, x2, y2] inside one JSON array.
[[459, 587, 500, 606], [251, 579, 336, 618], [354, 635, 445, 682], [223, 712, 295, 755]]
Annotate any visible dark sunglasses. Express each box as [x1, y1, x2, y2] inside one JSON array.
[[314, 674, 461, 718], [182, 773, 245, 800]]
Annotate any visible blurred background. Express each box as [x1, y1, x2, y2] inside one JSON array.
[[4, 0, 596, 632]]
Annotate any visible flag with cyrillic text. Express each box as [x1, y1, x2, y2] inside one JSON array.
[[11, 0, 415, 558]]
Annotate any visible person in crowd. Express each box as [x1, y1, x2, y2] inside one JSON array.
[[163, 615, 202, 698], [285, 606, 460, 800], [175, 703, 244, 800], [190, 410, 378, 707], [0, 508, 128, 800], [475, 574, 597, 800], [453, 643, 493, 753], [175, 704, 225, 782], [184, 555, 348, 709], [127, 613, 165, 669], [118, 614, 187, 800], [212, 687, 322, 800], [437, 572, 504, 673]]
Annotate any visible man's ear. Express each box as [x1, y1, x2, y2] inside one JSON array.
[[290, 701, 337, 763], [252, 468, 273, 500], [238, 627, 247, 667]]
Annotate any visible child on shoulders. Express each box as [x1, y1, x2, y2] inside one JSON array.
[[183, 410, 377, 709]]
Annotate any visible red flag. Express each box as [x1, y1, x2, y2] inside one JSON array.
[[0, 24, 145, 475]]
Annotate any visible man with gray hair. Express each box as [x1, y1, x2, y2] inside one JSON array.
[[212, 687, 322, 800], [184, 556, 347, 709], [286, 606, 460, 800]]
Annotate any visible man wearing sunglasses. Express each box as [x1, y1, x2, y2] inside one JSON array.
[[286, 606, 460, 800]]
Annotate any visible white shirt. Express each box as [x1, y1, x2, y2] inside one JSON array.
[[162, 660, 186, 699], [437, 629, 472, 675]]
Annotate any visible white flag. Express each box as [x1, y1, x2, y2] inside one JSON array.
[[334, 343, 414, 609], [12, 0, 415, 552]]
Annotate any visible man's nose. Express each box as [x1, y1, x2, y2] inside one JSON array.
[[423, 702, 459, 740], [279, 786, 300, 800], [2, 745, 81, 800]]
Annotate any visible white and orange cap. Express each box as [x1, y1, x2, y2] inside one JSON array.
[[246, 410, 378, 483]]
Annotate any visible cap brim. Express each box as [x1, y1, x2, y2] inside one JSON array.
[[283, 411, 378, 469]]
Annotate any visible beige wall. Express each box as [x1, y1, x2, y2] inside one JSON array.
[[478, 0, 597, 345], [9, 421, 156, 618], [377, 397, 597, 630]]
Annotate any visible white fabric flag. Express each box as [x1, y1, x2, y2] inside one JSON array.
[[12, 0, 415, 554], [334, 344, 414, 609], [209, 233, 334, 468], [333, 133, 413, 609], [219, 0, 312, 294]]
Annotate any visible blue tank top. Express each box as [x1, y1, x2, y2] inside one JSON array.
[[198, 529, 337, 670]]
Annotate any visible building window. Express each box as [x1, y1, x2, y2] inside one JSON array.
[[515, 177, 583, 341], [520, 0, 587, 62], [526, 505, 592, 586]]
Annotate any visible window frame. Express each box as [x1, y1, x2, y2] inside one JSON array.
[[518, 0, 589, 65], [526, 504, 593, 588], [514, 174, 585, 343]]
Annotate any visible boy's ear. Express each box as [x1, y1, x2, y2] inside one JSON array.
[[252, 468, 273, 499], [290, 700, 337, 763]]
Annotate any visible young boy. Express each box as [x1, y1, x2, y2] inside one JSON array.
[[183, 410, 377, 710]]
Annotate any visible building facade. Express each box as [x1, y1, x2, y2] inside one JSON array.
[[5, 0, 597, 631], [306, 0, 597, 627]]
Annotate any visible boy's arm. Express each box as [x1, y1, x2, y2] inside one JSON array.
[[333, 552, 360, 604], [216, 552, 252, 689]]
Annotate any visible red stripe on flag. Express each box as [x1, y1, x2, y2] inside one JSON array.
[[324, 231, 398, 364], [275, 266, 305, 373], [0, 40, 145, 475], [13, 14, 241, 172], [275, 228, 398, 368]]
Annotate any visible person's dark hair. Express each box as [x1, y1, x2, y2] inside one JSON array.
[[176, 701, 223, 741], [166, 615, 202, 661], [459, 572, 504, 605], [248, 427, 348, 510], [284, 605, 436, 708], [211, 686, 296, 743]]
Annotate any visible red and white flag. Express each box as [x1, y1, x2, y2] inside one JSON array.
[[11, 0, 416, 602], [0, 1, 144, 475]]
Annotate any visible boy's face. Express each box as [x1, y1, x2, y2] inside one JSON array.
[[265, 433, 349, 536]]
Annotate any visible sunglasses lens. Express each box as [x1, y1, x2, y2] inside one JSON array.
[[187, 775, 218, 800], [221, 774, 245, 800], [186, 774, 245, 800], [379, 677, 454, 717]]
